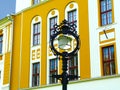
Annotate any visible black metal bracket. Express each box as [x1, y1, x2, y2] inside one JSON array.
[[51, 74, 80, 81]]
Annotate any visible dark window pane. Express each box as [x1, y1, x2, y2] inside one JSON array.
[[100, 0, 112, 26], [49, 16, 57, 38], [107, 11, 112, 24], [107, 0, 112, 10], [32, 62, 40, 87], [102, 45, 116, 76], [33, 23, 40, 46], [101, 13, 107, 25], [68, 54, 78, 80], [68, 10, 77, 25], [101, 0, 106, 12], [49, 58, 58, 84]]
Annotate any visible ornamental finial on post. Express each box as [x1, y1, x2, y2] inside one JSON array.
[[53, 19, 77, 35]]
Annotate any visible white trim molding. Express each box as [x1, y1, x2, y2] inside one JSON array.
[[47, 9, 59, 84], [65, 2, 80, 78], [29, 16, 42, 87]]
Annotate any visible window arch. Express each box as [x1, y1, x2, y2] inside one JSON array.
[[65, 2, 80, 80], [30, 16, 42, 87], [47, 9, 59, 41], [65, 2, 79, 32], [31, 16, 42, 46], [47, 9, 59, 84]]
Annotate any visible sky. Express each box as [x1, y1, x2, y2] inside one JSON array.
[[0, 0, 16, 20]]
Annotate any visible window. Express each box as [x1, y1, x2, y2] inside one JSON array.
[[68, 10, 77, 26], [32, 62, 40, 87], [102, 45, 116, 76], [67, 9, 78, 80], [0, 35, 3, 54], [49, 17, 57, 38], [33, 23, 40, 46], [68, 54, 78, 80], [100, 0, 112, 26], [33, 0, 40, 5], [49, 58, 58, 84]]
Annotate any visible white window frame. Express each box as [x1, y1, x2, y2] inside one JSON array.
[[30, 16, 42, 87], [31, 61, 40, 87], [65, 2, 80, 79], [49, 58, 58, 84], [31, 16, 42, 47], [47, 9, 59, 84]]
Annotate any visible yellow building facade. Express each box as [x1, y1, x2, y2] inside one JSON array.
[[11, 0, 90, 90], [0, 0, 120, 90]]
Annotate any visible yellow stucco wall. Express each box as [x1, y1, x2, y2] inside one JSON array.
[[78, 0, 90, 79], [10, 14, 21, 90], [10, 0, 90, 90], [3, 52, 10, 84]]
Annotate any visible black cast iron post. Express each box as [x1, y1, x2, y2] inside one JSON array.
[[61, 52, 68, 90]]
